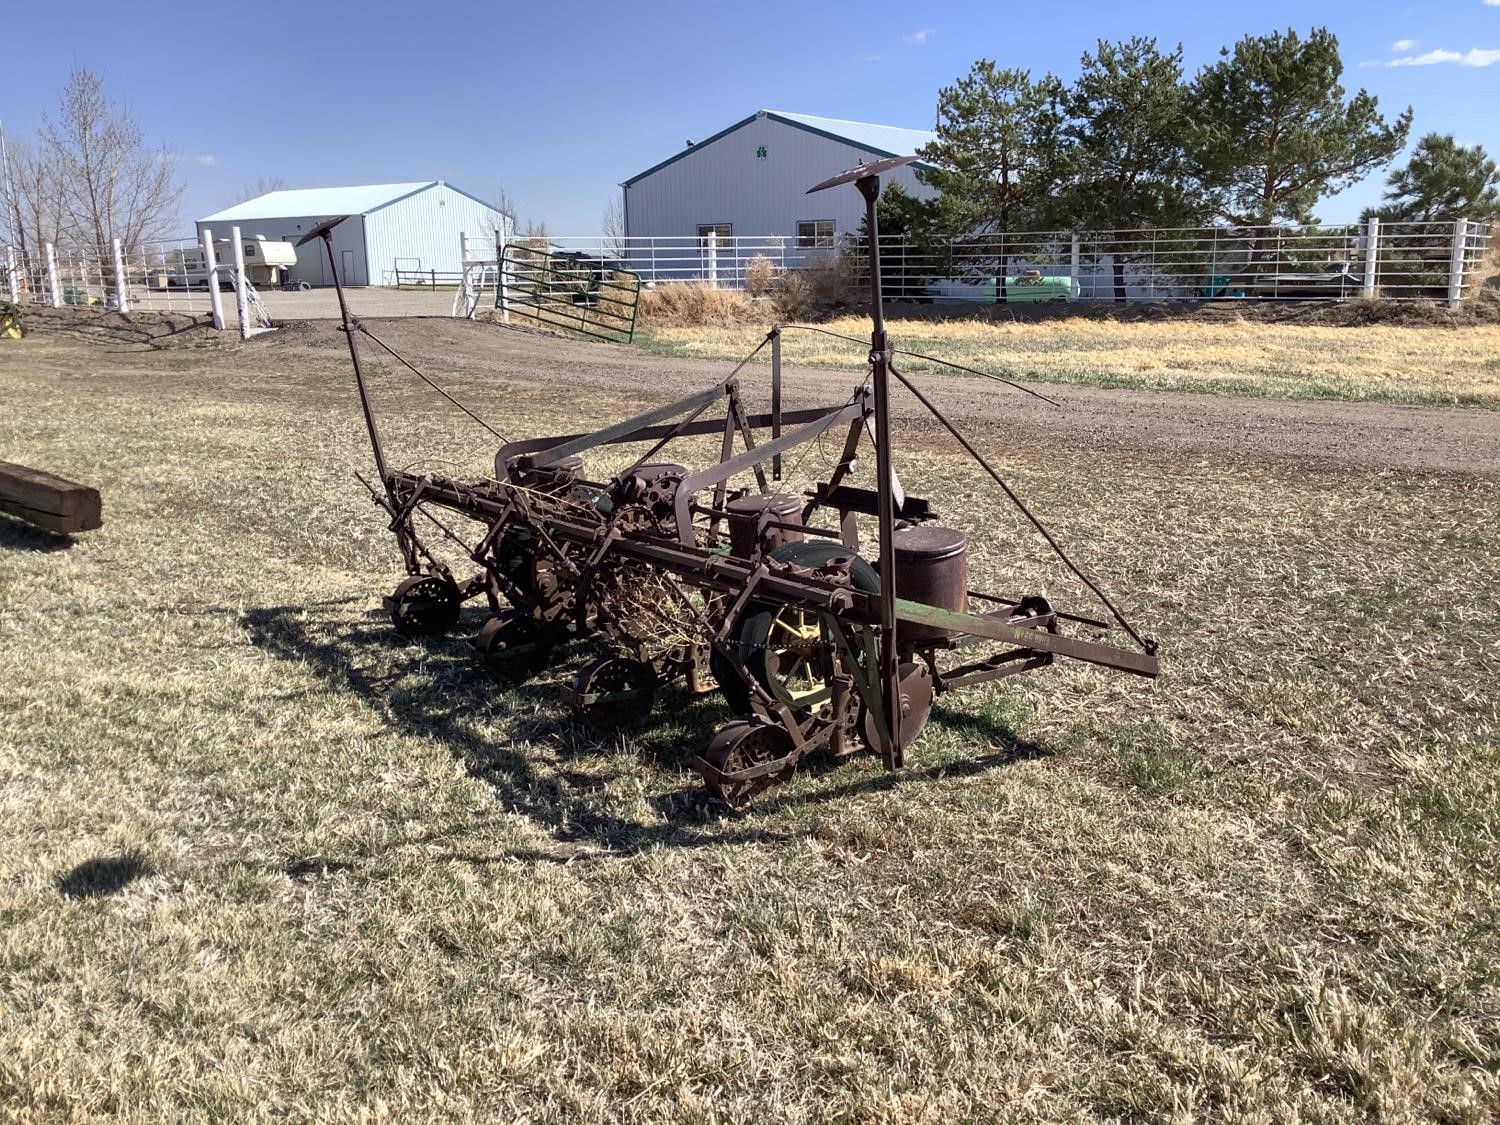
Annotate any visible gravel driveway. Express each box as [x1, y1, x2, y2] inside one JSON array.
[[259, 317, 1500, 478]]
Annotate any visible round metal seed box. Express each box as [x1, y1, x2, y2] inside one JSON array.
[[889, 525, 968, 644]]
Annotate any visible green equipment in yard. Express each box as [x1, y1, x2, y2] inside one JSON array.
[[1000, 271, 1075, 304]]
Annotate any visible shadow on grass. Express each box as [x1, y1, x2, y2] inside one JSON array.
[[0, 516, 76, 553], [240, 601, 1047, 856], [58, 849, 152, 898]]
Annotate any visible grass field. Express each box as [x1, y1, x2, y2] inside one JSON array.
[[2, 332, 1498, 1121], [638, 315, 1500, 408]]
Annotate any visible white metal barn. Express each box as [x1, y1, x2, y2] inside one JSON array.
[[196, 182, 507, 287], [621, 110, 937, 251]]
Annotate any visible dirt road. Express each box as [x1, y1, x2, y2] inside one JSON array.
[[260, 318, 1500, 477]]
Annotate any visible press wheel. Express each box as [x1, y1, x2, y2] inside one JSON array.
[[470, 614, 557, 680], [697, 718, 798, 806], [567, 655, 657, 730], [386, 574, 461, 638]]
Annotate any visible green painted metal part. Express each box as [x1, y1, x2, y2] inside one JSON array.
[[497, 243, 641, 343]]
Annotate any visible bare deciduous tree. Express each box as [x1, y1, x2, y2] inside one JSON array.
[[40, 67, 183, 251], [602, 195, 627, 262], [2, 134, 66, 254], [229, 177, 288, 206]]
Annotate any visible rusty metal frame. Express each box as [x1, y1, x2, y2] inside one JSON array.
[[315, 157, 1162, 805]]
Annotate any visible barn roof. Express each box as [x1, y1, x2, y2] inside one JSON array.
[[199, 181, 494, 223], [623, 110, 937, 186]]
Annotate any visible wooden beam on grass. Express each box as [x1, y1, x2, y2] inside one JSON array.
[[0, 461, 102, 534]]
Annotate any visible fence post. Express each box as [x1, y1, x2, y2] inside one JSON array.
[[230, 226, 252, 339], [496, 226, 510, 324], [1070, 234, 1081, 295], [707, 230, 718, 288], [200, 228, 225, 330], [110, 238, 130, 312], [5, 246, 18, 303], [770, 326, 782, 481], [44, 242, 62, 307], [1362, 217, 1380, 299], [1447, 218, 1469, 308]]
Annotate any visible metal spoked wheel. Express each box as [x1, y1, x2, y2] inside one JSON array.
[[713, 540, 880, 717], [697, 718, 798, 806], [386, 574, 462, 638]]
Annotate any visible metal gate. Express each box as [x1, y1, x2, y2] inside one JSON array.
[[497, 243, 640, 343]]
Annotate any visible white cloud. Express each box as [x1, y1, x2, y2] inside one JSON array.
[[1393, 38, 1417, 50], [193, 153, 217, 166], [863, 53, 882, 62], [1485, 1, 1500, 8], [1387, 47, 1500, 66], [903, 29, 932, 45]]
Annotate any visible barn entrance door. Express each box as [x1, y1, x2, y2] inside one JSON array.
[[341, 250, 357, 286]]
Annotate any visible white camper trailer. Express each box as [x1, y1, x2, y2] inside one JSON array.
[[232, 237, 298, 286], [158, 238, 299, 290]]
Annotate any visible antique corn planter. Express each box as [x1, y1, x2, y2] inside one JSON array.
[[306, 156, 1159, 805]]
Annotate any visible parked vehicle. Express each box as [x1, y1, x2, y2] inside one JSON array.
[[157, 238, 299, 290]]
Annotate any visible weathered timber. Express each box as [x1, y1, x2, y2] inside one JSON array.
[[0, 461, 102, 534]]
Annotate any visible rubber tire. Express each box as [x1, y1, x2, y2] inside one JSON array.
[[713, 539, 879, 715]]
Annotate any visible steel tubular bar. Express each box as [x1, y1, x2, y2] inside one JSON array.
[[672, 402, 869, 543], [770, 326, 783, 481], [494, 406, 853, 470], [314, 224, 395, 509], [858, 174, 903, 771], [528, 385, 729, 467]]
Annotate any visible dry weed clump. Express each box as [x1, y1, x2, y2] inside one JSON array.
[[744, 254, 777, 297], [637, 283, 759, 327], [772, 249, 862, 320]]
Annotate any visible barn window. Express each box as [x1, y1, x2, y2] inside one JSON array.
[[797, 220, 835, 248], [697, 223, 732, 246]]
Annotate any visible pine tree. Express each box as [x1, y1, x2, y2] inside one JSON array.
[[918, 62, 1067, 299], [1368, 134, 1500, 223], [1190, 28, 1411, 227], [1059, 37, 1205, 300], [920, 62, 1066, 234]]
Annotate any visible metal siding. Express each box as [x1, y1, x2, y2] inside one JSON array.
[[623, 116, 935, 244], [194, 215, 368, 286], [362, 183, 507, 285]]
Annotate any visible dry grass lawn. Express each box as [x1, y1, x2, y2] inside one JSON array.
[[640, 315, 1500, 407], [1, 331, 1497, 1121]]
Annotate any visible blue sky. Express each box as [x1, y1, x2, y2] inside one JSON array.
[[4, 0, 1498, 232]]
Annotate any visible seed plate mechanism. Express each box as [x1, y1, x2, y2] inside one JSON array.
[[306, 164, 1160, 806]]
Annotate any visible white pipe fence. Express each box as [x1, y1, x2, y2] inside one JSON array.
[[4, 218, 1489, 336], [451, 218, 1493, 308], [1, 228, 275, 337]]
